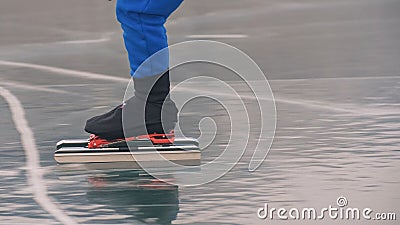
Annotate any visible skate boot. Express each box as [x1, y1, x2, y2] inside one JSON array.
[[84, 71, 178, 146]]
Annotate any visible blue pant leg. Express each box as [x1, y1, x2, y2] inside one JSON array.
[[116, 0, 184, 78]]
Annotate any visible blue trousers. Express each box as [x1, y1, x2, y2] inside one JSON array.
[[116, 0, 184, 78]]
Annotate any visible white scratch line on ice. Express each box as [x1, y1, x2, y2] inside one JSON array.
[[2, 80, 69, 94], [173, 87, 393, 115], [0, 60, 394, 115], [0, 60, 127, 83], [270, 75, 400, 82], [186, 34, 248, 39], [56, 37, 110, 45], [0, 86, 78, 225]]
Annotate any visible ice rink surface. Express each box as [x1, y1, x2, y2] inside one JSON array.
[[0, 0, 399, 224]]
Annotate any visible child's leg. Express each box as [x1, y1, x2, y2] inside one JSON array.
[[116, 0, 184, 78]]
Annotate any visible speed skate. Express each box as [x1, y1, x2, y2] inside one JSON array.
[[54, 132, 201, 168]]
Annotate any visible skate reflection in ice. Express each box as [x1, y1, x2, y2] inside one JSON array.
[[85, 170, 179, 225]]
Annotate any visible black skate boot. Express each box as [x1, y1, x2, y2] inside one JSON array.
[[84, 71, 178, 142]]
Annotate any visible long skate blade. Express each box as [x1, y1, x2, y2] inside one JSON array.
[[54, 145, 201, 166], [56, 137, 199, 150]]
